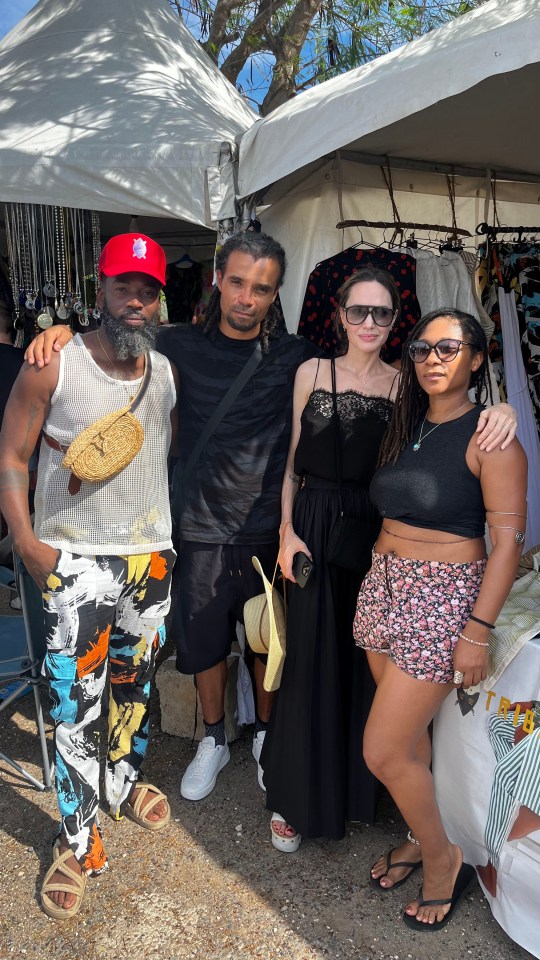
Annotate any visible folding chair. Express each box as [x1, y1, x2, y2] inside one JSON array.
[[0, 555, 53, 790]]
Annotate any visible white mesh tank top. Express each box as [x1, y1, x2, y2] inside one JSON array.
[[35, 334, 175, 555]]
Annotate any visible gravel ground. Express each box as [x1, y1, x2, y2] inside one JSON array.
[[0, 689, 535, 960]]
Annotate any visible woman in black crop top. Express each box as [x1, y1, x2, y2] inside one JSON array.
[[259, 269, 517, 857], [354, 309, 527, 932]]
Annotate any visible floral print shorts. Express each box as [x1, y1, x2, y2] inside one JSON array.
[[353, 551, 486, 683]]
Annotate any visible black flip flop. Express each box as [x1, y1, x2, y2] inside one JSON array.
[[370, 848, 423, 891], [402, 862, 476, 931]]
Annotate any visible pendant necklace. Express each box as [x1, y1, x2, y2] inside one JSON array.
[[96, 330, 138, 403], [341, 359, 381, 392], [360, 366, 380, 390], [413, 400, 471, 452]]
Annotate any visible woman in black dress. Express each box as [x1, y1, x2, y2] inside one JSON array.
[[260, 266, 401, 848]]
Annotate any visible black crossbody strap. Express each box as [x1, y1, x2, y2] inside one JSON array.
[[173, 340, 263, 515], [330, 358, 344, 516]]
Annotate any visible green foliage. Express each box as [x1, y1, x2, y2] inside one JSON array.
[[169, 0, 487, 111]]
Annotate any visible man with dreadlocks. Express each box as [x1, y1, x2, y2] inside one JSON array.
[[160, 232, 319, 799]]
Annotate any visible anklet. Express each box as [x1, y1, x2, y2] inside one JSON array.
[[459, 632, 489, 648], [407, 829, 420, 846]]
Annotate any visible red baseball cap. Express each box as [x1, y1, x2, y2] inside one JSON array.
[[98, 233, 167, 286]]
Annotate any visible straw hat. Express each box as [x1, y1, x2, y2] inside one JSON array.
[[244, 557, 286, 692]]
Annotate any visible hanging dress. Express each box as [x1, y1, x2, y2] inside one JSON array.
[[297, 246, 420, 363], [260, 383, 393, 839]]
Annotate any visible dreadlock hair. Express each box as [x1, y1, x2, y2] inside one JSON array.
[[332, 265, 401, 355], [378, 308, 493, 466], [201, 232, 287, 353]]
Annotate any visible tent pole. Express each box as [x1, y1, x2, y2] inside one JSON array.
[[337, 151, 540, 186]]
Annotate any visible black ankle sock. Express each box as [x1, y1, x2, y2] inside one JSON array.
[[254, 715, 268, 737], [204, 716, 226, 746]]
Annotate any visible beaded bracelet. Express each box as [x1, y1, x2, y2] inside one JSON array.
[[459, 632, 489, 648], [469, 614, 496, 630]]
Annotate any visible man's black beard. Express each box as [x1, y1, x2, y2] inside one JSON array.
[[225, 311, 261, 334], [100, 304, 159, 359]]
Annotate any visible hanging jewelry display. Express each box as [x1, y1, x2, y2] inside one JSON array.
[[54, 206, 68, 320], [71, 208, 88, 325], [4, 207, 19, 322], [42, 203, 58, 301], [36, 311, 54, 329], [4, 207, 25, 345], [3, 202, 101, 342], [91, 210, 101, 320], [36, 204, 55, 329], [91, 210, 101, 286]]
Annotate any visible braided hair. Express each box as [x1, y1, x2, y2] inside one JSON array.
[[379, 308, 493, 466], [202, 232, 287, 353]]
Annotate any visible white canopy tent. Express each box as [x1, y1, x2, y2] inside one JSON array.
[[237, 0, 540, 327], [0, 0, 256, 233]]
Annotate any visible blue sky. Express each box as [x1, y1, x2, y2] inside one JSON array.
[[0, 0, 36, 39]]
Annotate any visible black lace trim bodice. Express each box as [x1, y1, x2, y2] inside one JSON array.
[[294, 388, 393, 486]]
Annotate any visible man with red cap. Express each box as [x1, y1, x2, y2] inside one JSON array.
[[0, 234, 178, 919]]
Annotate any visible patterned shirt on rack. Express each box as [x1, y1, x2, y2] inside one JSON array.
[[479, 243, 540, 434]]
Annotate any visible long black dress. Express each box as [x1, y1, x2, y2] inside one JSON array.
[[260, 385, 393, 840]]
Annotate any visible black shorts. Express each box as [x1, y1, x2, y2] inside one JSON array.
[[171, 541, 279, 675]]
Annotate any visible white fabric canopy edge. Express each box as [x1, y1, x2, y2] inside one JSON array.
[[238, 0, 540, 198]]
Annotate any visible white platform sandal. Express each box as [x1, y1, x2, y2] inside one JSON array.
[[270, 812, 301, 852]]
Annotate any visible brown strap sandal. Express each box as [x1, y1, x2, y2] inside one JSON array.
[[125, 783, 171, 831], [41, 841, 88, 920]]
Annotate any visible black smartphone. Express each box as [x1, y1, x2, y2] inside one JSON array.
[[292, 551, 314, 588]]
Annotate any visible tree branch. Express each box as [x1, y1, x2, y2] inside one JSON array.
[[203, 0, 246, 62], [261, 0, 324, 114], [219, 0, 292, 82]]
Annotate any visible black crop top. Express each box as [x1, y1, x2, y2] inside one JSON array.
[[370, 406, 486, 538]]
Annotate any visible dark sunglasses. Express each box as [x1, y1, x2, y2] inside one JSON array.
[[342, 304, 395, 327], [408, 338, 475, 363]]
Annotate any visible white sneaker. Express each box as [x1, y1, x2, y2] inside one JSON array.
[[252, 730, 266, 791], [180, 736, 230, 801]]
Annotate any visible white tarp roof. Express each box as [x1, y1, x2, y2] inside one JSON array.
[[238, 0, 540, 201], [236, 0, 540, 330], [0, 0, 256, 227]]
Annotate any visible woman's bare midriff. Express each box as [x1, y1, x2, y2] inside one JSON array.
[[375, 518, 487, 564]]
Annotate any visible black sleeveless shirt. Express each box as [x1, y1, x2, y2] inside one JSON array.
[[294, 389, 393, 487], [370, 406, 486, 538]]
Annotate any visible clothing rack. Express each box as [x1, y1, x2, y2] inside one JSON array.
[[336, 219, 472, 237], [476, 221, 540, 240]]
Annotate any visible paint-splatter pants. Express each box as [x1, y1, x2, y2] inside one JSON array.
[[42, 548, 175, 874]]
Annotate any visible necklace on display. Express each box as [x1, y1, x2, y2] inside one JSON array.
[[96, 330, 138, 403], [55, 206, 69, 320], [413, 399, 471, 452]]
